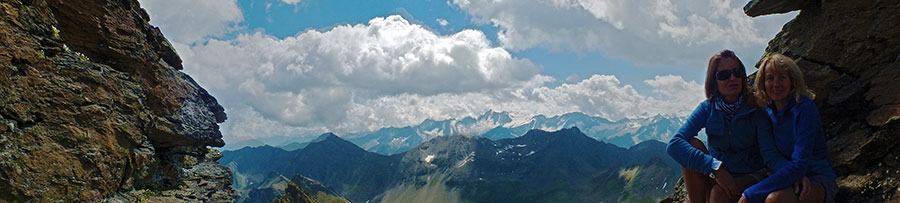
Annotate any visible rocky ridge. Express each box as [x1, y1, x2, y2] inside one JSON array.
[[274, 178, 314, 203], [0, 0, 233, 201]]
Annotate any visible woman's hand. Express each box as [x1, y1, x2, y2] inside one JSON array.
[[738, 194, 749, 203], [713, 169, 740, 199], [792, 176, 813, 201], [800, 176, 812, 200], [794, 178, 801, 195]]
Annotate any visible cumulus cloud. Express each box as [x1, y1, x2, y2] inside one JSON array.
[[292, 73, 703, 135], [451, 0, 794, 67], [138, 0, 243, 44], [179, 15, 548, 135], [524, 74, 702, 120], [220, 105, 327, 142], [174, 14, 706, 143], [185, 16, 543, 95], [135, 0, 789, 145], [644, 75, 705, 113]]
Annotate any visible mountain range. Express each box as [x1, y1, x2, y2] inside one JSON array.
[[228, 110, 696, 155], [343, 110, 691, 155], [220, 127, 681, 202]]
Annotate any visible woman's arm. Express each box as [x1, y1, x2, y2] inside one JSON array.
[[667, 101, 715, 175], [743, 101, 822, 203]]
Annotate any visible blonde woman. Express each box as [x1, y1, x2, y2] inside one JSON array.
[[740, 54, 837, 203]]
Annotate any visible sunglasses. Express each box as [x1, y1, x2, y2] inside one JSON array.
[[715, 69, 744, 81]]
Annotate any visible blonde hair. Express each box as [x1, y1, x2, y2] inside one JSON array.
[[754, 53, 815, 106]]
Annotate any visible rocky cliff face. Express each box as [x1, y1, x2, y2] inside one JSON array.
[[0, 0, 233, 202], [749, 0, 900, 201]]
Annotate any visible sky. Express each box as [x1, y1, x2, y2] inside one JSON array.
[[137, 0, 797, 144]]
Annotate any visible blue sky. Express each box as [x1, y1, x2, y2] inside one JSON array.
[[139, 0, 796, 143]]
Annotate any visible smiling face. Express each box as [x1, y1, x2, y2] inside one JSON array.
[[764, 65, 792, 103], [715, 58, 743, 100]]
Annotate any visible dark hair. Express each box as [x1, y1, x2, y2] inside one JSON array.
[[704, 50, 756, 106]]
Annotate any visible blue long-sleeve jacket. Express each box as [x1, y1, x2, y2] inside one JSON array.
[[667, 99, 771, 176], [743, 97, 836, 203]]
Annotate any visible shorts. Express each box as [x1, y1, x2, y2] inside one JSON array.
[[733, 168, 770, 182], [810, 175, 838, 203]]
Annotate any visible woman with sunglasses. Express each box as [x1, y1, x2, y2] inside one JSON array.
[[668, 50, 772, 203], [739, 54, 837, 203]]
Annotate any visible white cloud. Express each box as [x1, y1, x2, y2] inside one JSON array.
[[138, 0, 243, 44], [524, 74, 702, 120], [565, 74, 580, 83], [179, 15, 547, 137], [185, 16, 543, 96], [221, 105, 327, 142], [451, 0, 794, 67], [333, 74, 704, 134], [281, 0, 302, 5], [437, 18, 449, 26], [175, 14, 706, 143], [135, 0, 726, 146], [534, 75, 652, 119], [644, 75, 705, 112]]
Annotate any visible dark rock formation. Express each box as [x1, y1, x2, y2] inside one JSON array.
[[0, 0, 233, 201], [743, 0, 812, 17], [754, 0, 900, 201]]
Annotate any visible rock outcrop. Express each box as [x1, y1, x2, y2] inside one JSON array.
[[0, 0, 233, 201], [274, 179, 314, 203], [743, 0, 813, 17], [749, 0, 900, 201]]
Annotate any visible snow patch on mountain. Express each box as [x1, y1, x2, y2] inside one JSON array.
[[342, 110, 691, 155]]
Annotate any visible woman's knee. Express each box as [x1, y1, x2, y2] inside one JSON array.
[[765, 188, 795, 203], [708, 185, 729, 203]]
